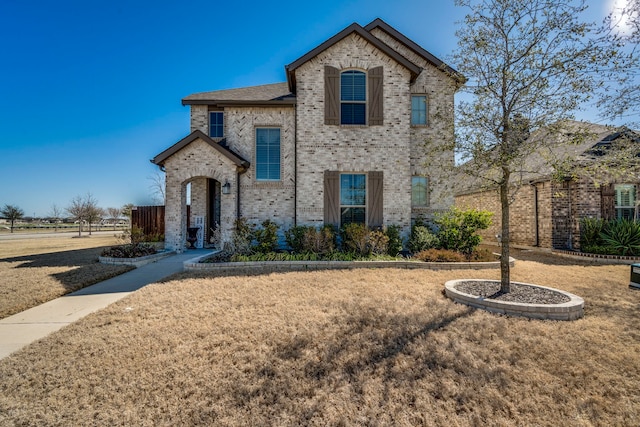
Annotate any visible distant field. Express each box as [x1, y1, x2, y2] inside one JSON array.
[[0, 250, 638, 425], [0, 235, 133, 319], [0, 225, 128, 234]]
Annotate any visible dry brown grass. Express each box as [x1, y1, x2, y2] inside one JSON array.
[[1, 250, 639, 426], [0, 235, 133, 319]]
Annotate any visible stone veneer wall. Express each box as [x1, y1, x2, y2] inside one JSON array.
[[369, 28, 457, 220], [163, 138, 239, 251], [294, 32, 455, 234]]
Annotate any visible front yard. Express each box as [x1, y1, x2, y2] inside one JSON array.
[[0, 235, 133, 319], [1, 250, 638, 425]]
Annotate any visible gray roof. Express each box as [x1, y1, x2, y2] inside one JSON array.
[[455, 121, 627, 195], [182, 83, 295, 106]]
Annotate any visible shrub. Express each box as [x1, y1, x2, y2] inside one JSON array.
[[581, 245, 612, 255], [101, 243, 157, 258], [435, 207, 493, 256], [368, 229, 389, 255], [285, 225, 310, 253], [469, 248, 498, 262], [254, 220, 279, 253], [601, 219, 640, 256], [580, 217, 606, 248], [385, 225, 404, 256], [408, 225, 439, 253], [413, 248, 466, 262], [341, 223, 370, 256], [303, 225, 336, 255], [223, 218, 255, 255]]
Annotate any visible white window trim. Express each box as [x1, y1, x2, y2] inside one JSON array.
[[339, 172, 368, 226], [254, 126, 282, 183]]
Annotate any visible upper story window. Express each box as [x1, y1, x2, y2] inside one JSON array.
[[255, 128, 281, 181], [340, 70, 366, 125], [411, 176, 429, 207], [615, 184, 636, 220], [209, 112, 224, 138], [411, 95, 427, 126]]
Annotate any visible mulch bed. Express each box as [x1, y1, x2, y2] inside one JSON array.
[[455, 280, 570, 304]]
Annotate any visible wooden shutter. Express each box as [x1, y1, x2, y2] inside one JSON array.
[[368, 66, 383, 126], [324, 170, 340, 226], [324, 66, 340, 125], [368, 171, 383, 227], [601, 184, 615, 220]]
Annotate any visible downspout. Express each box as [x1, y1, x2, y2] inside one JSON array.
[[293, 101, 298, 226], [529, 181, 539, 247], [567, 179, 573, 250], [236, 171, 241, 222]]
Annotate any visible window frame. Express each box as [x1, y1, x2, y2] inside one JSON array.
[[615, 184, 636, 220], [254, 127, 282, 182], [340, 70, 367, 125], [209, 111, 224, 138], [411, 176, 429, 207], [339, 173, 367, 226], [411, 95, 428, 126]]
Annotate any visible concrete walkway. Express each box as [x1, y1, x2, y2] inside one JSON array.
[[0, 249, 212, 360]]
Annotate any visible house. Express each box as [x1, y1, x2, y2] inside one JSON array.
[[152, 19, 464, 251], [455, 121, 640, 250]]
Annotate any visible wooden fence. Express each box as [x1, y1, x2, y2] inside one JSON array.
[[131, 205, 190, 237], [131, 206, 165, 237]]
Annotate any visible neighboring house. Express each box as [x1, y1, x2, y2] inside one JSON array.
[[152, 19, 463, 251], [455, 121, 640, 250]]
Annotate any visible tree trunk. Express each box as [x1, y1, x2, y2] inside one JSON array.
[[500, 173, 511, 293], [10, 220, 14, 233]]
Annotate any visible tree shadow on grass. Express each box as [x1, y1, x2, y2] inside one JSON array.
[[0, 246, 133, 294], [227, 303, 479, 423]]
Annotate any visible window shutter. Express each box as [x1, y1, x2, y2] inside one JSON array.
[[368, 171, 383, 227], [368, 66, 383, 126], [324, 170, 340, 226], [325, 66, 340, 125], [601, 184, 615, 220]]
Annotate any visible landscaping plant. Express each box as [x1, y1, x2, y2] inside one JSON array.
[[600, 219, 640, 256], [434, 207, 492, 257], [254, 220, 279, 254]]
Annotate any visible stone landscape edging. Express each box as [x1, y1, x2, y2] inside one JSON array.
[[99, 250, 176, 267], [444, 279, 584, 321], [183, 255, 515, 273], [552, 249, 640, 264]]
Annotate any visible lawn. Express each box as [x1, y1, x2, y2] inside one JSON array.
[[0, 235, 133, 319], [0, 250, 639, 425]]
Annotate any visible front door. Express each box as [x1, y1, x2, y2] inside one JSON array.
[[208, 179, 221, 245]]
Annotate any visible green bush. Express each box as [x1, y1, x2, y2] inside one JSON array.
[[254, 219, 279, 253], [385, 225, 404, 256], [581, 245, 612, 255], [601, 219, 640, 256], [225, 217, 255, 255], [434, 207, 493, 256], [408, 225, 439, 253], [284, 225, 310, 253], [580, 217, 606, 248]]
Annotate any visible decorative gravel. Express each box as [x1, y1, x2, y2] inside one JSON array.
[[455, 281, 570, 304]]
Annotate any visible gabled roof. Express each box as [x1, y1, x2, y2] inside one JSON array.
[[454, 121, 635, 195], [364, 18, 465, 83], [151, 130, 250, 169], [182, 83, 295, 106], [285, 22, 423, 92]]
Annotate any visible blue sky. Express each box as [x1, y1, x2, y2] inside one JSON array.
[[0, 0, 620, 217]]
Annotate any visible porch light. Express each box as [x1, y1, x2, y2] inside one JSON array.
[[222, 181, 231, 195]]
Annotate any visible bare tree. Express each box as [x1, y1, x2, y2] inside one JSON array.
[[66, 195, 87, 237], [49, 204, 63, 232], [598, 0, 640, 126], [83, 194, 100, 235], [148, 171, 166, 205], [121, 203, 134, 224], [107, 207, 121, 231], [1, 204, 24, 233], [449, 0, 623, 292]]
